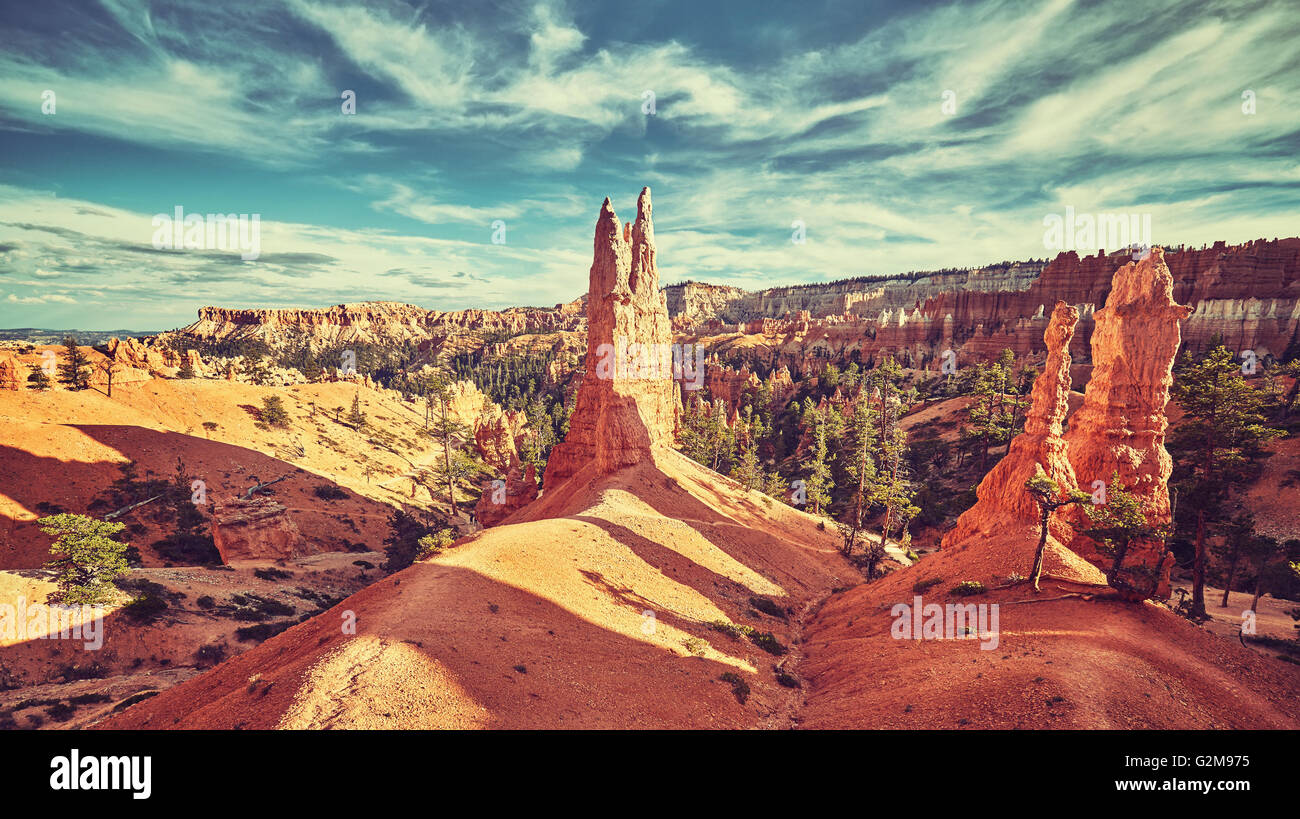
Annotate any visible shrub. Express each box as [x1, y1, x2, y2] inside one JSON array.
[[122, 593, 168, 623], [253, 567, 293, 581], [912, 577, 943, 594], [234, 621, 293, 642], [707, 621, 754, 640], [195, 644, 227, 667], [749, 596, 788, 620], [776, 671, 801, 688], [313, 484, 347, 501], [952, 580, 987, 596], [718, 672, 750, 704], [260, 395, 290, 427], [682, 637, 709, 657], [152, 532, 221, 564], [45, 702, 76, 722], [749, 631, 788, 656], [416, 529, 455, 560]]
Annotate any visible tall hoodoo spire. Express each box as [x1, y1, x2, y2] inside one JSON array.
[[543, 187, 679, 487]]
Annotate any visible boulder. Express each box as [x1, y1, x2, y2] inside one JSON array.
[[210, 497, 304, 562]]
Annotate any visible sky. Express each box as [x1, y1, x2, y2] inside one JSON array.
[[0, 0, 1297, 330]]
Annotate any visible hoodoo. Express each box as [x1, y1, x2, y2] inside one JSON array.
[[940, 301, 1102, 582], [1064, 248, 1191, 596], [542, 187, 678, 487]]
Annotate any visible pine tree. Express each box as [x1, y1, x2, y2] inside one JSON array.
[[39, 513, 130, 604], [838, 396, 880, 556], [1024, 473, 1089, 591], [1170, 346, 1283, 617], [58, 336, 89, 390], [28, 362, 51, 391], [422, 374, 471, 516], [805, 424, 833, 515], [260, 395, 290, 428], [346, 393, 367, 428], [1080, 471, 1167, 597], [730, 406, 764, 491]]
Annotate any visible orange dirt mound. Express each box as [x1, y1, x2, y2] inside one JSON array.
[[100, 450, 851, 729]]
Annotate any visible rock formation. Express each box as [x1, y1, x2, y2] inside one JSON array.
[[474, 463, 539, 527], [438, 380, 529, 471], [210, 497, 305, 562], [473, 404, 528, 472], [670, 238, 1299, 381], [0, 351, 22, 390], [1063, 248, 1191, 596], [543, 188, 679, 486], [941, 301, 1082, 552], [167, 300, 584, 357]]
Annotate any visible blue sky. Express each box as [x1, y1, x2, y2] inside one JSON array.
[[1, 0, 1297, 329]]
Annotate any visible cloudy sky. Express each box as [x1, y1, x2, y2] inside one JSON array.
[[1, 0, 1297, 330]]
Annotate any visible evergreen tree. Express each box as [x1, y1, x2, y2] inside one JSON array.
[[729, 406, 764, 491], [1024, 472, 1089, 591], [58, 336, 89, 391], [838, 396, 880, 556], [346, 393, 367, 428], [1081, 472, 1167, 597], [27, 362, 51, 391], [805, 424, 833, 515], [39, 513, 130, 604], [1170, 346, 1283, 617], [260, 395, 290, 427], [422, 374, 472, 516]]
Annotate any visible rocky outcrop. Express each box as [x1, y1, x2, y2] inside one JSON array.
[[105, 337, 173, 377], [665, 282, 747, 329], [474, 404, 528, 472], [0, 351, 22, 390], [938, 250, 1191, 598], [438, 381, 528, 470], [941, 302, 1083, 553], [543, 188, 679, 486], [672, 238, 1300, 380], [210, 498, 305, 562], [1063, 248, 1191, 597], [474, 463, 539, 527], [168, 300, 584, 354]]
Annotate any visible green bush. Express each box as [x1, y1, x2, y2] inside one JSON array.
[[313, 484, 347, 500], [718, 672, 750, 704], [749, 631, 788, 656], [952, 580, 987, 596]]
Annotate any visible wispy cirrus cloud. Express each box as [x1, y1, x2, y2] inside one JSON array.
[[0, 0, 1296, 328]]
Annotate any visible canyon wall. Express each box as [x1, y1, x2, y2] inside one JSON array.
[[168, 238, 1297, 384], [674, 238, 1300, 376]]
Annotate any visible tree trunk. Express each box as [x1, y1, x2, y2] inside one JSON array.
[[1250, 570, 1265, 612], [1191, 506, 1207, 617], [1220, 548, 1240, 608], [1106, 541, 1130, 590], [1030, 509, 1050, 592]]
